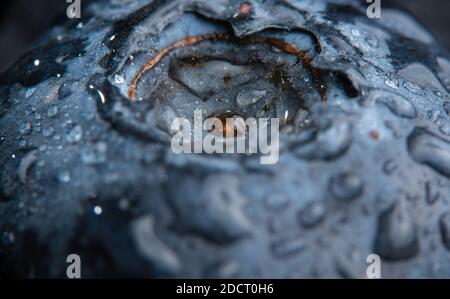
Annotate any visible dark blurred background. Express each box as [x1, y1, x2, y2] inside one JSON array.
[[0, 0, 449, 72]]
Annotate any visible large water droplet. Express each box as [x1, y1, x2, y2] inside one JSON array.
[[425, 181, 440, 205], [374, 201, 419, 260], [297, 201, 326, 228], [398, 63, 447, 95], [17, 150, 38, 184], [408, 128, 450, 178], [373, 91, 417, 119], [384, 75, 399, 90], [439, 213, 450, 251], [365, 34, 379, 48], [26, 88, 36, 98], [204, 260, 240, 278], [131, 215, 181, 273], [293, 121, 352, 161], [383, 159, 397, 175], [329, 172, 363, 201], [167, 175, 251, 244], [270, 236, 306, 259], [113, 73, 125, 84]]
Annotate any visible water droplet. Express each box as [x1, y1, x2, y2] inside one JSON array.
[[365, 34, 379, 48], [96, 89, 106, 104], [204, 260, 240, 278], [439, 212, 450, 251], [59, 171, 70, 183], [444, 102, 450, 116], [93, 206, 103, 215], [1, 232, 15, 246], [434, 91, 443, 98], [329, 172, 363, 201], [374, 201, 419, 260], [385, 77, 399, 90], [236, 89, 266, 108], [404, 81, 423, 94], [66, 125, 83, 143], [271, 236, 306, 258], [293, 121, 352, 160], [398, 63, 446, 95], [33, 59, 40, 66], [113, 73, 125, 84], [425, 181, 440, 205], [110, 35, 116, 41], [76, 22, 83, 29], [47, 105, 58, 117], [42, 127, 54, 137], [26, 88, 36, 98], [373, 91, 416, 119], [19, 121, 32, 135], [131, 215, 181, 273], [34, 113, 42, 121], [408, 128, 450, 178], [383, 159, 397, 175], [298, 201, 326, 228], [427, 110, 441, 123], [351, 28, 361, 37], [167, 175, 251, 244], [25, 105, 36, 115], [17, 150, 38, 184]]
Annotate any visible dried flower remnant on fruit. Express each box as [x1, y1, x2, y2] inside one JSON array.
[[210, 112, 246, 138], [128, 34, 327, 101], [128, 33, 230, 101], [239, 3, 252, 15], [370, 130, 380, 140]]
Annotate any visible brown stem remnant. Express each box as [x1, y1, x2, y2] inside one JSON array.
[[128, 33, 326, 101]]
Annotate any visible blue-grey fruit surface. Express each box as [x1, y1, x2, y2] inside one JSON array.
[[0, 0, 450, 278]]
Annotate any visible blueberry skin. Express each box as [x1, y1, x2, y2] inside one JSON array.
[[0, 0, 450, 278]]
